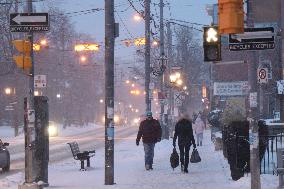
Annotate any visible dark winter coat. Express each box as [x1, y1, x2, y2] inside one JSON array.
[[136, 118, 162, 144], [173, 118, 196, 147]]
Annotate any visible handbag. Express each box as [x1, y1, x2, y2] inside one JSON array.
[[170, 148, 179, 169], [190, 148, 201, 163]]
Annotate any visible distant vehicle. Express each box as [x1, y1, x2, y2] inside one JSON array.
[[48, 121, 59, 137], [0, 139, 10, 172]]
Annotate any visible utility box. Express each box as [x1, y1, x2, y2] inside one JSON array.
[[34, 96, 49, 186]]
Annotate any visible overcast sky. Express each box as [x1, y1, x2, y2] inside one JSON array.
[[40, 0, 217, 61]]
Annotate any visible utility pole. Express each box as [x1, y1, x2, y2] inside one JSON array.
[[247, 0, 261, 189], [19, 0, 37, 189], [145, 0, 151, 112], [159, 0, 167, 139], [105, 0, 115, 185], [166, 22, 174, 137]]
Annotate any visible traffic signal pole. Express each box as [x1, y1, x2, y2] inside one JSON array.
[[105, 0, 115, 185], [145, 0, 151, 112], [247, 0, 261, 189]]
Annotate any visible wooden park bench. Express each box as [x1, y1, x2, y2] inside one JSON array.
[[274, 148, 284, 188], [67, 142, 95, 171]]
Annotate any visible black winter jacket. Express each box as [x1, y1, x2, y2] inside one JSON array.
[[173, 118, 196, 147]]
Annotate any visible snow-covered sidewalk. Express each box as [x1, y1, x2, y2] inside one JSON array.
[[0, 130, 278, 189]]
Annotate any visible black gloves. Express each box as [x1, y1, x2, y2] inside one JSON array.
[[136, 140, 139, 146], [157, 138, 161, 142]]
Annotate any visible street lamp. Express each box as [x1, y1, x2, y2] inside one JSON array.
[[40, 39, 48, 46], [4, 88, 12, 95], [80, 55, 87, 63], [56, 94, 61, 99], [100, 99, 104, 103], [133, 14, 143, 22]]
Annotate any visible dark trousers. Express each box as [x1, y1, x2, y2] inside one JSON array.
[[143, 143, 155, 166], [178, 144, 190, 169]]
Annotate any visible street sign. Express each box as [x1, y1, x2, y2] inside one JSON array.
[[277, 80, 284, 94], [174, 92, 183, 107], [34, 75, 47, 88], [10, 13, 49, 32], [229, 27, 275, 51], [249, 92, 257, 108], [257, 68, 268, 83]]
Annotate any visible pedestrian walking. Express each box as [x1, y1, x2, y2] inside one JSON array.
[[173, 113, 196, 173], [136, 111, 162, 170], [193, 114, 205, 146]]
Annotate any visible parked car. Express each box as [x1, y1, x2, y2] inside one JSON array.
[[0, 139, 10, 172]]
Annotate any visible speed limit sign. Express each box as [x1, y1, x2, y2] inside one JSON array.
[[257, 68, 268, 83]]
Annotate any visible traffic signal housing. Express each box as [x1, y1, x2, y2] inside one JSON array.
[[12, 40, 32, 69], [203, 26, 221, 62], [218, 0, 244, 34]]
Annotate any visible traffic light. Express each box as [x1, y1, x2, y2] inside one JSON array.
[[218, 0, 244, 34], [12, 40, 32, 69], [203, 26, 221, 62]]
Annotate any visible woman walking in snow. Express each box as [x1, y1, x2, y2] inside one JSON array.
[[193, 114, 205, 146]]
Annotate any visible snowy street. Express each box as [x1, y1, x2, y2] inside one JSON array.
[[0, 125, 137, 179], [0, 129, 278, 189]]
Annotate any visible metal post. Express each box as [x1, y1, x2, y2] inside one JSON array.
[[27, 0, 35, 183], [159, 0, 166, 139], [145, 0, 151, 112], [166, 22, 174, 126], [280, 0, 284, 122], [105, 0, 115, 185], [247, 0, 261, 189]]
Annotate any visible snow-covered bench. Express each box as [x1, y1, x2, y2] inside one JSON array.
[[67, 142, 95, 171]]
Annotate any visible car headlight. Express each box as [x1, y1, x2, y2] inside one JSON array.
[[48, 125, 58, 137]]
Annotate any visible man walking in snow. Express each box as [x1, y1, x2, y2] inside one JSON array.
[[173, 113, 196, 173], [136, 111, 162, 170]]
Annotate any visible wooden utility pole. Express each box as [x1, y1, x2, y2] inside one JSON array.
[[145, 0, 151, 112], [105, 0, 115, 185]]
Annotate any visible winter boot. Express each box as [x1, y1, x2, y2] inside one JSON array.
[[184, 168, 188, 173], [181, 164, 184, 172], [145, 164, 150, 170], [150, 164, 153, 170]]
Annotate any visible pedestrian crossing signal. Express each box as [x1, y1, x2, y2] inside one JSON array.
[[203, 26, 221, 62]]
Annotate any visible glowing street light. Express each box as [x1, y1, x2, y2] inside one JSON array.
[[80, 55, 87, 63], [134, 38, 146, 46], [133, 14, 143, 22], [40, 39, 48, 46], [125, 80, 130, 84], [74, 44, 100, 52], [4, 88, 12, 95], [176, 79, 183, 86], [56, 94, 61, 99], [183, 86, 187, 90], [34, 90, 39, 96], [100, 99, 104, 103], [33, 44, 41, 51]]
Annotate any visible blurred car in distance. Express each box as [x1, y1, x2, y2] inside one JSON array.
[[0, 139, 10, 172]]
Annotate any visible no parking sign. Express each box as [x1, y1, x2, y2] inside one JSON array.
[[257, 68, 268, 83]]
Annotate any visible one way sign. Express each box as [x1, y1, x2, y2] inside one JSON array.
[[10, 13, 49, 32], [229, 27, 275, 51]]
